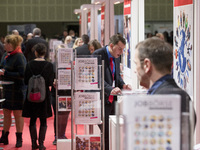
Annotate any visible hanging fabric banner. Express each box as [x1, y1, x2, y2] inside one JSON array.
[[173, 0, 193, 98]]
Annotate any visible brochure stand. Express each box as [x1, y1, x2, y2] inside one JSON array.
[[115, 93, 194, 150], [72, 55, 104, 150], [54, 47, 73, 149]]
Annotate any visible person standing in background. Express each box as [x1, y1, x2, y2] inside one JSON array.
[[24, 28, 49, 62], [73, 38, 83, 49], [92, 34, 132, 150], [64, 36, 73, 48], [69, 29, 77, 44], [75, 34, 90, 55], [61, 30, 68, 43], [22, 43, 54, 150], [0, 34, 27, 148], [88, 39, 102, 54]]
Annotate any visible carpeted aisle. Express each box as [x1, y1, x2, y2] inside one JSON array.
[[0, 117, 56, 150], [0, 113, 84, 150]]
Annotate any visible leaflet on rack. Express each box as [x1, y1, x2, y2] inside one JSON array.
[[75, 135, 101, 150], [58, 96, 71, 111], [58, 69, 71, 90], [122, 95, 181, 150], [75, 57, 98, 90], [57, 48, 73, 68], [74, 92, 101, 124]]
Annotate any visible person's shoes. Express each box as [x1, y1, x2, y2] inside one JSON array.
[[15, 132, 22, 148], [52, 138, 56, 145]]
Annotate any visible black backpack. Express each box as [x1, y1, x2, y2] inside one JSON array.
[[27, 63, 48, 103]]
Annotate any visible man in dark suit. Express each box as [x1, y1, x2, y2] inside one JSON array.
[[24, 28, 49, 62], [75, 34, 90, 55], [92, 34, 132, 150], [134, 37, 196, 149]]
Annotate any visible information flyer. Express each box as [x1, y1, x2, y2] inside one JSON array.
[[58, 69, 71, 90], [76, 135, 101, 150], [122, 95, 181, 150], [57, 48, 73, 68], [74, 92, 101, 124], [58, 96, 71, 111], [75, 57, 98, 90]]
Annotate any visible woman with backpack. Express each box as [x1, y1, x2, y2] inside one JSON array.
[[22, 43, 54, 150], [0, 34, 27, 148]]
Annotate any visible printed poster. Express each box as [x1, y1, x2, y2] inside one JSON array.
[[123, 0, 131, 69], [57, 48, 73, 68], [58, 96, 71, 111], [75, 57, 98, 90], [173, 0, 193, 98], [74, 92, 101, 124], [122, 95, 181, 150], [58, 69, 71, 90], [76, 135, 101, 150]]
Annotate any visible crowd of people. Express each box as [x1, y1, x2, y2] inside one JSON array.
[[0, 27, 103, 150], [0, 27, 195, 150]]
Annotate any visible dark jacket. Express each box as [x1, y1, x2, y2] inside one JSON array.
[[24, 37, 49, 62], [153, 78, 196, 127], [75, 44, 90, 55], [22, 60, 54, 118], [92, 46, 125, 103], [0, 52, 27, 110]]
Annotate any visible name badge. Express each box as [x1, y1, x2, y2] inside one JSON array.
[[112, 80, 115, 87]]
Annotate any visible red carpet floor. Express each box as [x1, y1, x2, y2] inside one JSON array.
[[0, 113, 84, 150]]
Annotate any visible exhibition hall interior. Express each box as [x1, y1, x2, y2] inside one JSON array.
[[0, 0, 200, 150]]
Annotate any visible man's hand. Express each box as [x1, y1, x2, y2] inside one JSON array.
[[123, 84, 132, 90], [110, 87, 122, 95]]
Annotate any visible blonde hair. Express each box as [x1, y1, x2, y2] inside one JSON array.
[[5, 34, 23, 50], [64, 36, 72, 44], [155, 33, 164, 41], [73, 38, 82, 49]]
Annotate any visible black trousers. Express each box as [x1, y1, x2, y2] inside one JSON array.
[[104, 101, 115, 150]]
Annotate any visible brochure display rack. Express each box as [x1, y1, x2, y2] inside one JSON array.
[[73, 55, 103, 150], [54, 46, 73, 149], [55, 52, 104, 150]]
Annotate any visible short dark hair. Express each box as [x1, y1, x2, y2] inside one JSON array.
[[82, 34, 89, 44], [109, 34, 126, 45], [88, 39, 102, 50], [136, 37, 173, 73], [32, 43, 47, 57]]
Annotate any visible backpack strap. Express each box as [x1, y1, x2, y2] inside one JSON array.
[[28, 63, 34, 75]]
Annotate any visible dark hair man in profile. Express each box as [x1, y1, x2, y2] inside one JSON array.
[[75, 34, 90, 55], [24, 28, 49, 62], [134, 37, 196, 149], [92, 34, 132, 150]]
